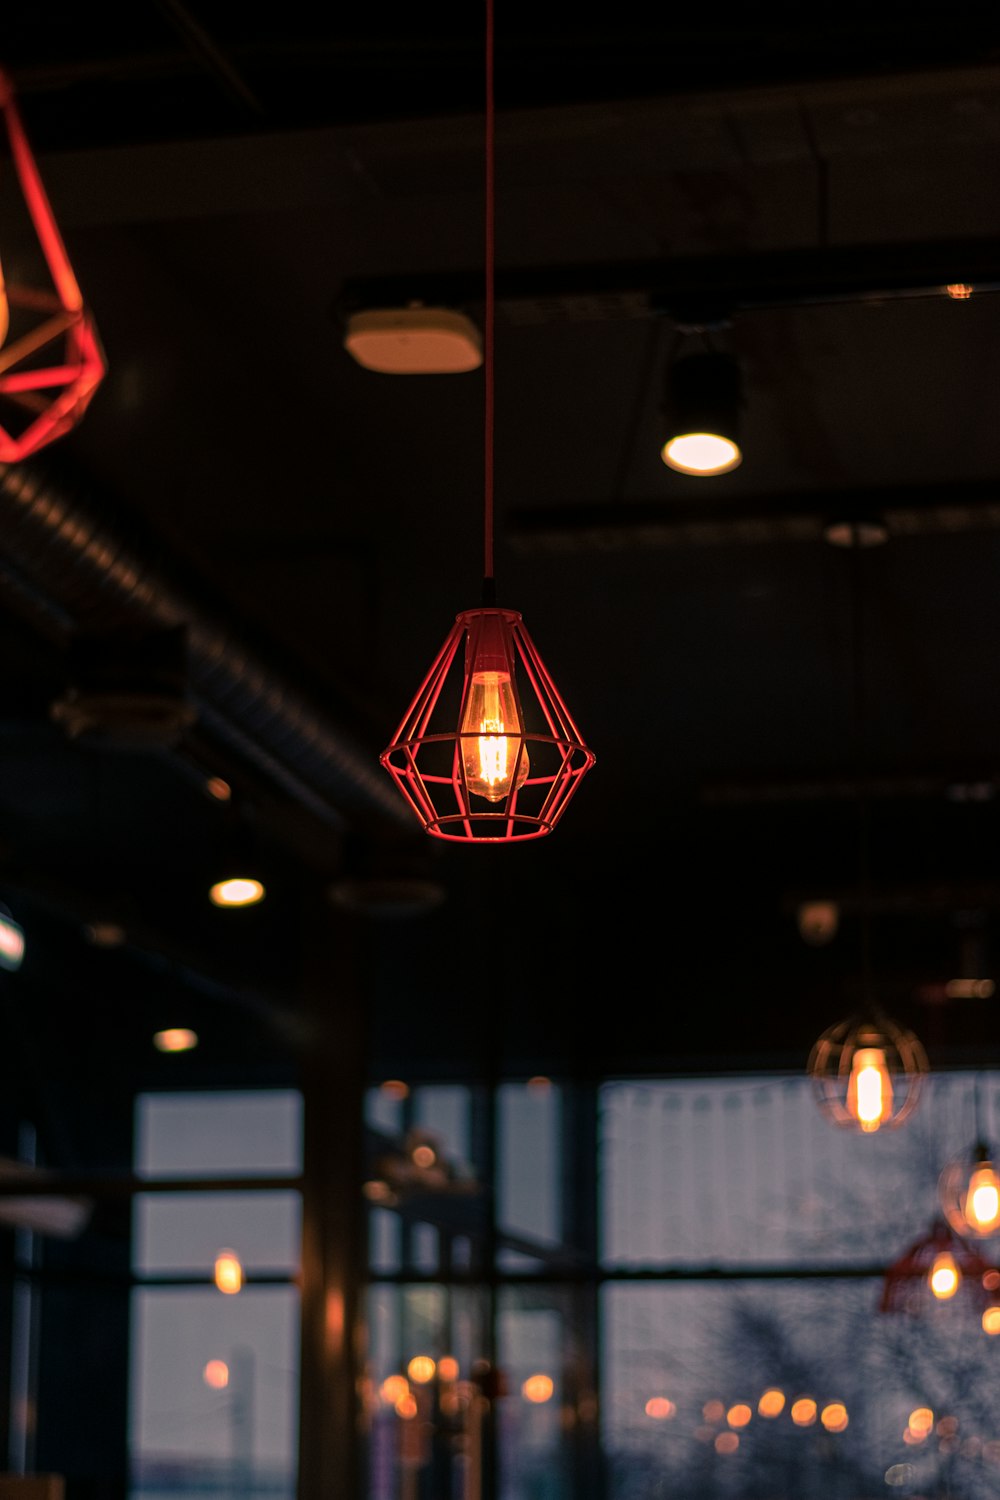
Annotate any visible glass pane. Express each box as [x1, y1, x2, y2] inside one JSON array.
[[599, 1073, 986, 1268], [497, 1081, 562, 1269], [134, 1191, 301, 1276], [364, 1284, 490, 1500], [602, 1277, 1000, 1500], [130, 1286, 299, 1500], [497, 1285, 593, 1500], [135, 1091, 302, 1179]]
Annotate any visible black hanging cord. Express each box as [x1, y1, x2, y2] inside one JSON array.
[[846, 528, 876, 1013], [481, 0, 496, 608]]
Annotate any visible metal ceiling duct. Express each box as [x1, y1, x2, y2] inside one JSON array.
[[0, 458, 410, 833]]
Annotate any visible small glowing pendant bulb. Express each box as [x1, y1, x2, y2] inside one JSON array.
[[460, 616, 529, 802], [847, 1046, 893, 1132], [966, 1162, 1000, 1233], [929, 1251, 960, 1300], [214, 1249, 244, 1295]]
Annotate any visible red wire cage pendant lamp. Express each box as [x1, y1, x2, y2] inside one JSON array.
[[0, 67, 105, 461], [380, 2, 595, 843]]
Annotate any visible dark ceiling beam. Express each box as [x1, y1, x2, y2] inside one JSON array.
[[337, 235, 1000, 329], [506, 481, 1000, 551]]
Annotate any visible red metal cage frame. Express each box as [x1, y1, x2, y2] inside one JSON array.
[[0, 67, 105, 461], [381, 607, 595, 843]]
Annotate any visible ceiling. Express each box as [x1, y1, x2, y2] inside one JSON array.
[[0, 7, 999, 1125]]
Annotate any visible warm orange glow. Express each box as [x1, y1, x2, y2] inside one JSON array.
[[645, 1397, 676, 1419], [407, 1356, 436, 1385], [381, 1375, 409, 1404], [205, 776, 231, 802], [909, 1408, 934, 1436], [791, 1398, 817, 1426], [363, 1179, 394, 1203], [930, 1251, 960, 1299], [758, 1388, 786, 1418], [85, 921, 126, 948], [460, 670, 529, 802], [904, 1427, 925, 1445], [966, 1163, 1000, 1232], [411, 1144, 437, 1168], [847, 1046, 892, 1131], [153, 1027, 198, 1053], [702, 1399, 725, 1423], [209, 877, 264, 908], [522, 1374, 554, 1404], [438, 1356, 459, 1382], [727, 1404, 752, 1428], [984, 1269, 1000, 1290], [662, 432, 742, 476], [945, 283, 973, 300], [821, 1403, 849, 1433], [945, 978, 994, 999], [983, 1307, 1000, 1335], [715, 1431, 739, 1454], [395, 1393, 418, 1419], [214, 1249, 243, 1294], [380, 1079, 410, 1099], [203, 1359, 229, 1389]]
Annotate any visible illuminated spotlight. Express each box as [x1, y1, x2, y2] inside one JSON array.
[[945, 283, 974, 299], [0, 906, 25, 971], [395, 1393, 418, 1420], [522, 1374, 554, 1404], [209, 877, 265, 908], [758, 1388, 786, 1418], [702, 1399, 725, 1423], [407, 1356, 436, 1385], [645, 1397, 676, 1420], [153, 1028, 198, 1054], [822, 1403, 849, 1433], [438, 1357, 459, 1382], [84, 921, 126, 949], [727, 1404, 752, 1428], [381, 1375, 409, 1405], [204, 776, 231, 802], [214, 1249, 244, 1295], [715, 1432, 739, 1454], [411, 1145, 436, 1168], [380, 1079, 410, 1100], [909, 1408, 934, 1436], [791, 1398, 817, 1426], [660, 351, 743, 476], [203, 1359, 229, 1389], [984, 1307, 1000, 1335]]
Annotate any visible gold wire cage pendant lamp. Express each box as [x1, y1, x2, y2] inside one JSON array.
[[0, 67, 105, 459], [806, 523, 928, 1130], [380, 0, 595, 843]]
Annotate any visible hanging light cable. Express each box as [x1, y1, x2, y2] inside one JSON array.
[[0, 67, 105, 460], [380, 0, 595, 842], [807, 524, 929, 1130]]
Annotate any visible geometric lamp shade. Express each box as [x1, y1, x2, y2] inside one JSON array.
[[880, 1216, 999, 1317], [807, 1009, 928, 1133], [0, 68, 105, 461], [381, 606, 595, 842]]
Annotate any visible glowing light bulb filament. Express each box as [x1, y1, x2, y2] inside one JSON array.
[[968, 1164, 1000, 1231], [461, 669, 529, 802], [849, 1046, 892, 1131], [930, 1251, 960, 1300]]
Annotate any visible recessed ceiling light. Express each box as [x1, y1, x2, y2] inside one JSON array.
[[209, 878, 265, 908], [153, 1027, 198, 1053]]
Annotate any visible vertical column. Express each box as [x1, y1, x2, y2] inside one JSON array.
[[297, 895, 369, 1500], [562, 1080, 604, 1500]]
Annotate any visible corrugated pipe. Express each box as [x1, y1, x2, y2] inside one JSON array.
[[0, 459, 410, 831]]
